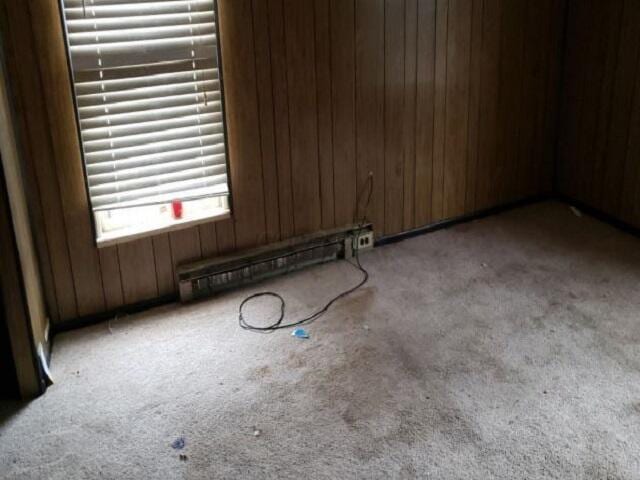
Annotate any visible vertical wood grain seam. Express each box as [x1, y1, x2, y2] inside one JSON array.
[[116, 245, 126, 302], [281, 1, 296, 235], [413, 0, 419, 227], [440, 0, 449, 220], [312, 2, 324, 226], [350, 0, 356, 223], [26, 9, 83, 318], [401, 0, 407, 228], [429, 0, 437, 223], [94, 249, 107, 309], [382, 0, 387, 233], [249, 0, 270, 244], [150, 240, 160, 298], [464, 0, 484, 211], [263, 2, 283, 240], [463, 0, 474, 211]]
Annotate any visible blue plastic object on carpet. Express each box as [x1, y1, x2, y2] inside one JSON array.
[[291, 328, 309, 339]]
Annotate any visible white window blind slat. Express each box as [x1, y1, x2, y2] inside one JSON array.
[[74, 58, 215, 84], [76, 79, 219, 108], [69, 23, 215, 45], [86, 145, 225, 174], [85, 134, 225, 164], [90, 164, 225, 196], [83, 123, 222, 153], [90, 176, 228, 209], [69, 35, 216, 70], [77, 92, 219, 119], [89, 155, 226, 186], [92, 184, 226, 210], [64, 0, 190, 6], [80, 102, 220, 130], [61, 0, 228, 214], [66, 12, 214, 34], [75, 67, 218, 95], [82, 112, 222, 141], [64, 0, 215, 19]]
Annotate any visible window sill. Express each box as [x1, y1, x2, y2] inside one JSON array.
[[95, 197, 230, 248]]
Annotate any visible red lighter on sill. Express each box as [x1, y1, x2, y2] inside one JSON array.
[[171, 200, 183, 219]]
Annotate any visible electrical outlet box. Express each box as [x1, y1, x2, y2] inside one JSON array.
[[354, 231, 374, 251]]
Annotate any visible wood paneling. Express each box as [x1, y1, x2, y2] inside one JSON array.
[[284, 0, 322, 235], [252, 0, 282, 243], [118, 240, 158, 305], [558, 0, 640, 229], [2, 1, 77, 321], [384, 0, 406, 235], [5, 0, 564, 325], [331, 0, 357, 228], [414, 0, 437, 226], [28, 0, 106, 317], [314, 0, 335, 230], [443, 0, 472, 218], [355, 0, 385, 231]]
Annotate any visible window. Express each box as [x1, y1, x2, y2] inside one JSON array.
[[60, 0, 230, 246]]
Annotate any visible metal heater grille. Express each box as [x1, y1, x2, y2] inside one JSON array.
[[177, 225, 372, 301]]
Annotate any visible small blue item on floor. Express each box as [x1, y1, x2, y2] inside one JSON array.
[[171, 437, 185, 450], [291, 328, 309, 339]]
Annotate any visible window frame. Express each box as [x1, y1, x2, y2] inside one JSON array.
[[57, 0, 234, 247]]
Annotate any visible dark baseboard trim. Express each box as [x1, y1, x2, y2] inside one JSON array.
[[376, 194, 553, 247], [50, 293, 178, 335], [51, 193, 640, 336], [557, 194, 640, 239]]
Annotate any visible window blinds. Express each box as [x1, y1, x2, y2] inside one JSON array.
[[60, 0, 229, 211]]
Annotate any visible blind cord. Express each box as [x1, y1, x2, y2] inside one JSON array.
[[238, 173, 374, 333]]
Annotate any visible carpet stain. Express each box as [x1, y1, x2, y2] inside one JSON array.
[[246, 365, 272, 381]]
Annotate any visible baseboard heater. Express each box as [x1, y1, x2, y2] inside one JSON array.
[[177, 224, 373, 302]]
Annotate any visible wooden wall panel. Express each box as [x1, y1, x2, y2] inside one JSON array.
[[267, 0, 295, 239], [431, 0, 449, 220], [252, 0, 282, 243], [414, 0, 437, 226], [558, 0, 640, 229], [495, 0, 524, 204], [314, 0, 335, 230], [475, 0, 502, 210], [98, 247, 123, 311], [29, 0, 107, 318], [169, 229, 202, 286], [384, 0, 406, 235], [152, 235, 175, 297], [2, 1, 77, 321], [599, 1, 640, 216], [198, 223, 219, 259], [464, 0, 483, 213], [331, 0, 357, 228], [118, 239, 158, 305], [284, 0, 322, 235], [355, 0, 385, 232], [442, 0, 472, 219], [5, 0, 565, 325], [218, 0, 267, 248], [403, 0, 418, 231]]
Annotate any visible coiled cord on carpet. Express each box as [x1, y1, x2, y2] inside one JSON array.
[[238, 174, 373, 333]]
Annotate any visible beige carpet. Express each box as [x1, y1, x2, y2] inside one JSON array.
[[2, 201, 640, 479]]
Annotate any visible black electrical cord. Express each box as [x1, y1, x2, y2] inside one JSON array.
[[238, 174, 374, 333]]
